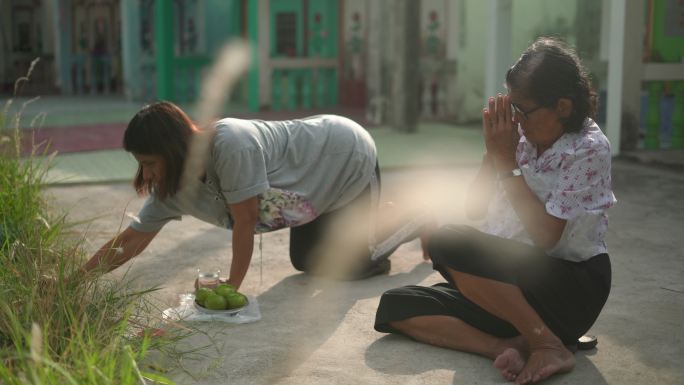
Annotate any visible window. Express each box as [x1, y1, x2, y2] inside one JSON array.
[[275, 12, 297, 56], [12, 7, 34, 53]]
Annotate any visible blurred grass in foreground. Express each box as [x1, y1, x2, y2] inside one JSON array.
[[0, 58, 184, 385]]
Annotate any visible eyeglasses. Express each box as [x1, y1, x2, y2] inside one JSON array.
[[511, 103, 542, 121]]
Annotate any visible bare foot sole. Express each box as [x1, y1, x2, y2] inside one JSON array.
[[515, 346, 575, 384], [494, 348, 526, 382]]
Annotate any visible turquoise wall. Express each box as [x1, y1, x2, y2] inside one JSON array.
[[205, 0, 242, 54], [204, 0, 244, 103]]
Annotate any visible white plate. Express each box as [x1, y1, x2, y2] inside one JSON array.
[[193, 300, 247, 315]]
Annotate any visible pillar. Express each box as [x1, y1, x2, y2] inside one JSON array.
[[155, 0, 174, 101], [53, 0, 73, 94], [484, 0, 511, 105], [248, 0, 260, 111], [121, 0, 142, 100], [389, 0, 420, 133]]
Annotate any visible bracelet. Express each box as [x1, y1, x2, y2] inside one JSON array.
[[498, 168, 522, 180]]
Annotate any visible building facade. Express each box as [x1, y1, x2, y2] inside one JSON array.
[[1, 0, 681, 150]]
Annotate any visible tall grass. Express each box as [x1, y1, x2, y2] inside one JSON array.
[[0, 59, 181, 384]]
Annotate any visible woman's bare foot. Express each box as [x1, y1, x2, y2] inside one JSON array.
[[494, 348, 526, 381], [493, 336, 528, 381], [514, 343, 575, 384]]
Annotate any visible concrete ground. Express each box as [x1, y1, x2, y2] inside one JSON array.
[[47, 158, 684, 385], [13, 94, 682, 383]]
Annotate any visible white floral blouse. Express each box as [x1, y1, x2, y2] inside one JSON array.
[[481, 118, 617, 262]]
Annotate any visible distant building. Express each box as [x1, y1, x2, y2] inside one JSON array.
[[0, 0, 461, 117], [1, 0, 681, 152]]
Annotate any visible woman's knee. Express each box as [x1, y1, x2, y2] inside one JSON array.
[[387, 319, 409, 331], [389, 316, 456, 342], [289, 225, 319, 271], [289, 254, 308, 272], [288, 243, 307, 271], [388, 316, 430, 335], [428, 225, 479, 265]]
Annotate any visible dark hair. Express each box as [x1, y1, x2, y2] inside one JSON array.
[[123, 101, 198, 199], [505, 37, 597, 133]]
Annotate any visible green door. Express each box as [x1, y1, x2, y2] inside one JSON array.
[[269, 0, 338, 110], [645, 0, 684, 149], [155, 0, 242, 103]]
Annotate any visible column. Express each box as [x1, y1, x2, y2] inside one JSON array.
[[155, 0, 174, 100], [366, 0, 385, 124], [257, 0, 270, 109], [247, 0, 260, 111], [607, 0, 644, 153], [484, 0, 511, 105], [444, 0, 460, 117], [121, 0, 141, 100], [606, 0, 633, 156], [389, 0, 420, 133], [53, 0, 73, 94]]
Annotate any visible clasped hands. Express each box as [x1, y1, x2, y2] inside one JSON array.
[[482, 94, 519, 171]]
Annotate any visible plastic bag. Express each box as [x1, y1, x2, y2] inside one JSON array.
[[162, 293, 261, 324]]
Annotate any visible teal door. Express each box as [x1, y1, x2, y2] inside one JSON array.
[[154, 0, 243, 103], [269, 0, 338, 110]]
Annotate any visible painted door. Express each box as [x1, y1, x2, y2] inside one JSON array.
[[153, 0, 242, 103], [269, 0, 338, 110]]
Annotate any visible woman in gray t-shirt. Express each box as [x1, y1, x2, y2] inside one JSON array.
[[79, 102, 426, 289]]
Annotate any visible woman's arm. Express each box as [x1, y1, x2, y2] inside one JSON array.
[[495, 157, 566, 249], [484, 95, 566, 249], [225, 196, 259, 290], [80, 226, 159, 275]]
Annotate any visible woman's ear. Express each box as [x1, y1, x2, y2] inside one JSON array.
[[556, 98, 573, 118]]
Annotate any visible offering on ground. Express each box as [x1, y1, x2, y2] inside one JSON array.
[[195, 284, 247, 311]]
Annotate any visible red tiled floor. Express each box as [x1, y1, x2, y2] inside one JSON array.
[[21, 123, 126, 156], [20, 108, 372, 156]]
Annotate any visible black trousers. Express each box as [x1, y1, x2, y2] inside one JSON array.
[[375, 225, 611, 345], [289, 163, 382, 272]]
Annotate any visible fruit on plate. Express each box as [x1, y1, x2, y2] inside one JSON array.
[[195, 287, 213, 306], [195, 285, 248, 310], [215, 283, 236, 298], [226, 292, 248, 309], [204, 293, 229, 310]]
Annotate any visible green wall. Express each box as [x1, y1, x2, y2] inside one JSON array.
[[651, 0, 684, 61]]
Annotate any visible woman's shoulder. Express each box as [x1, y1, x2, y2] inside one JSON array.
[[212, 118, 263, 150], [214, 117, 255, 135], [584, 119, 611, 151], [569, 119, 612, 156]]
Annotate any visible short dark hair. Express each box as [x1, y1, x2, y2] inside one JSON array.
[[505, 37, 597, 133], [123, 101, 198, 199]]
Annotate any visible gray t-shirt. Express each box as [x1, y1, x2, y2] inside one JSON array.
[[130, 115, 377, 233]]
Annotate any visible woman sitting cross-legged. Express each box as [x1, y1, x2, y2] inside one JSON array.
[[374, 37, 616, 384]]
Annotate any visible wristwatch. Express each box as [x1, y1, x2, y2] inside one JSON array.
[[498, 168, 523, 180]]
